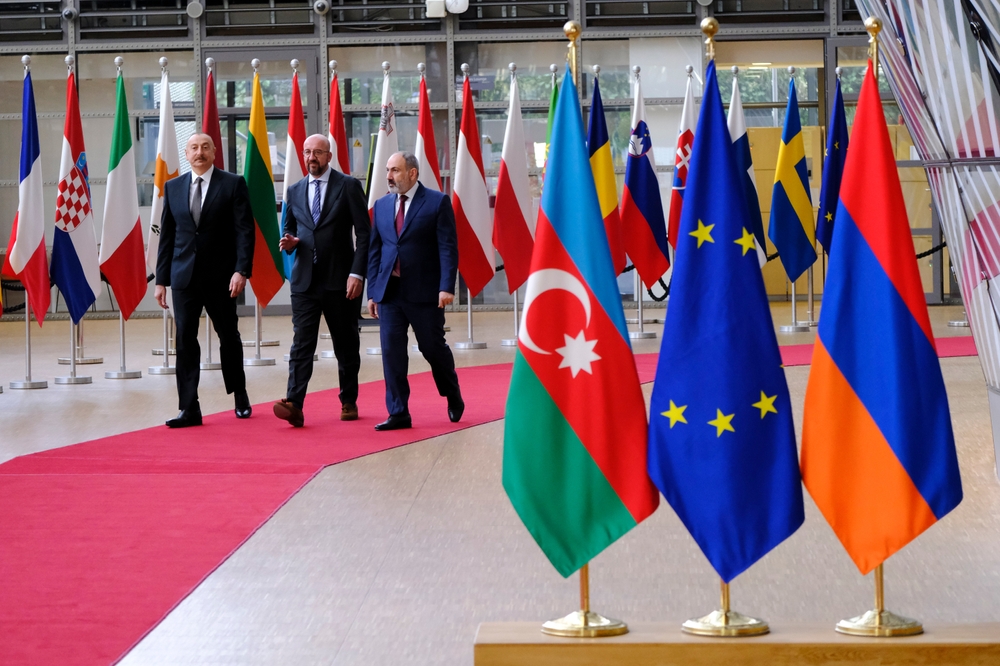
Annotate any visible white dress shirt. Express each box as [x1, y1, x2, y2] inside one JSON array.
[[189, 165, 214, 208]]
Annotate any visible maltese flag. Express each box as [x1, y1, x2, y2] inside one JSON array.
[[492, 69, 533, 293], [367, 66, 398, 217]]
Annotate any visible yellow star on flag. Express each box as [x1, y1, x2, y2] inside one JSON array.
[[834, 141, 839, 149], [689, 220, 715, 248], [708, 409, 735, 437], [752, 391, 778, 418], [734, 228, 756, 256], [825, 211, 833, 222], [661, 400, 688, 428]]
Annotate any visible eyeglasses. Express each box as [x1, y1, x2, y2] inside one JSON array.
[[302, 149, 330, 157]]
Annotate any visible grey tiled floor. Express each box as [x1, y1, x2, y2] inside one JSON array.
[[2, 305, 998, 665]]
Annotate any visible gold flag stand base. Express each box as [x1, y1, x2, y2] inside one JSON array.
[[836, 562, 923, 637], [682, 578, 769, 637], [541, 562, 628, 638]]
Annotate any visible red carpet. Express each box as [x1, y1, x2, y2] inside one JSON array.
[[777, 335, 978, 368], [0, 338, 976, 664]]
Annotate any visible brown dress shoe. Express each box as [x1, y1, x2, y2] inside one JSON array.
[[340, 403, 359, 421], [273, 399, 304, 427]]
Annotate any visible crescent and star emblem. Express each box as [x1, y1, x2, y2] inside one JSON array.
[[519, 268, 601, 378]]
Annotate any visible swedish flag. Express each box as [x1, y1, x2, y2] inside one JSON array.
[[768, 77, 817, 282]]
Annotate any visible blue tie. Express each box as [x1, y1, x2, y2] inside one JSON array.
[[311, 179, 321, 224]]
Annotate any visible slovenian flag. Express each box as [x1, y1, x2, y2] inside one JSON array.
[[244, 69, 285, 308], [452, 74, 495, 297], [816, 76, 849, 254], [801, 63, 962, 575], [50, 65, 101, 324], [728, 72, 767, 267], [98, 69, 147, 320], [415, 70, 442, 192], [145, 67, 180, 277], [492, 67, 534, 293], [667, 71, 695, 250], [587, 76, 625, 275], [503, 66, 658, 577], [328, 65, 350, 175], [281, 69, 307, 280], [367, 67, 398, 217], [620, 71, 670, 287], [2, 64, 50, 323]]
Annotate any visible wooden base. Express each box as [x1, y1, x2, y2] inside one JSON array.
[[474, 622, 1000, 665]]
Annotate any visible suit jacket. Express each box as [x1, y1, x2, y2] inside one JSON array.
[[367, 182, 458, 305], [283, 170, 370, 294], [155, 169, 255, 291]]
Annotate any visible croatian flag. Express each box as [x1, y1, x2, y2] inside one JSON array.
[[2, 65, 50, 324], [415, 70, 442, 191], [620, 72, 670, 287], [367, 67, 398, 218], [50, 66, 101, 324], [328, 65, 350, 175], [281, 69, 307, 279], [667, 71, 695, 250], [452, 74, 495, 297]]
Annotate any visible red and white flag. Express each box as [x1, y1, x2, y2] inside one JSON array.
[[328, 64, 350, 174], [145, 67, 180, 275], [2, 65, 50, 323], [667, 72, 696, 249], [99, 69, 147, 320], [284, 70, 307, 200], [491, 69, 533, 293], [452, 75, 495, 297], [415, 69, 441, 191], [367, 66, 398, 217]]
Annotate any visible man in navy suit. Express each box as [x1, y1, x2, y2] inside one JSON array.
[[273, 134, 370, 427], [367, 151, 464, 431], [155, 133, 255, 428]]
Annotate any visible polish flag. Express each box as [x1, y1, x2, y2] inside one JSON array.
[[2, 65, 50, 324], [328, 64, 350, 174], [415, 69, 442, 191], [367, 65, 398, 217], [281, 70, 307, 278], [667, 71, 696, 249], [452, 75, 495, 297], [99, 69, 148, 320], [491, 69, 533, 293], [145, 67, 180, 276]]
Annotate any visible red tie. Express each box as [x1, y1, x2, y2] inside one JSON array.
[[393, 194, 407, 276]]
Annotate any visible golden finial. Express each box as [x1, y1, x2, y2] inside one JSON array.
[[701, 17, 719, 61], [866, 16, 882, 74], [564, 20, 580, 82]]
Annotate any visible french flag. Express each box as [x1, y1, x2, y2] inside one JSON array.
[[2, 64, 50, 324], [667, 71, 695, 250], [50, 67, 101, 325], [620, 71, 670, 287], [415, 68, 442, 192], [452, 74, 495, 297]]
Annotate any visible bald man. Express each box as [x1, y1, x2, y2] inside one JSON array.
[[155, 133, 255, 428]]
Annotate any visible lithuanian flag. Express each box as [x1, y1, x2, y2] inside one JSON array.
[[244, 72, 284, 307]]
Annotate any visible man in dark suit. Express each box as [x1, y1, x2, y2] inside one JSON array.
[[155, 133, 255, 428], [273, 134, 370, 427], [367, 151, 464, 431]]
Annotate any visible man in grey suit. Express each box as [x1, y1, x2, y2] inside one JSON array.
[[273, 134, 370, 427]]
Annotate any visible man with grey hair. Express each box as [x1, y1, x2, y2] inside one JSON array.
[[367, 151, 463, 431]]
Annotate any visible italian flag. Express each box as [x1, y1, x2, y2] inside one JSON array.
[[244, 71, 284, 308], [99, 72, 147, 320]]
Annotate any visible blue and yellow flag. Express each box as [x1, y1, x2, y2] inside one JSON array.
[[768, 77, 817, 282], [647, 61, 804, 583], [816, 77, 849, 253]]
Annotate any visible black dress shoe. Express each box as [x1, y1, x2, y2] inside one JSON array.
[[447, 394, 465, 423], [374, 414, 412, 431], [166, 409, 203, 428], [234, 391, 252, 419]]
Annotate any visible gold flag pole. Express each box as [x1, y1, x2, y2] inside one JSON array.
[[681, 23, 771, 638], [836, 562, 923, 636]]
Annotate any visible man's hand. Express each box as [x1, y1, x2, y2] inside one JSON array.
[[346, 276, 363, 300], [278, 233, 299, 252], [229, 272, 247, 298], [438, 291, 454, 308], [367, 298, 378, 319], [154, 285, 169, 309]]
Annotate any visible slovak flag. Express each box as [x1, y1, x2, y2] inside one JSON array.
[[2, 64, 50, 324], [452, 74, 495, 297], [667, 71, 695, 250], [328, 65, 350, 175], [415, 69, 442, 192], [620, 71, 670, 287], [50, 65, 101, 324]]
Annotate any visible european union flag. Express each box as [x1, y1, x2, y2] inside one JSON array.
[[816, 77, 849, 253], [647, 61, 805, 583]]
